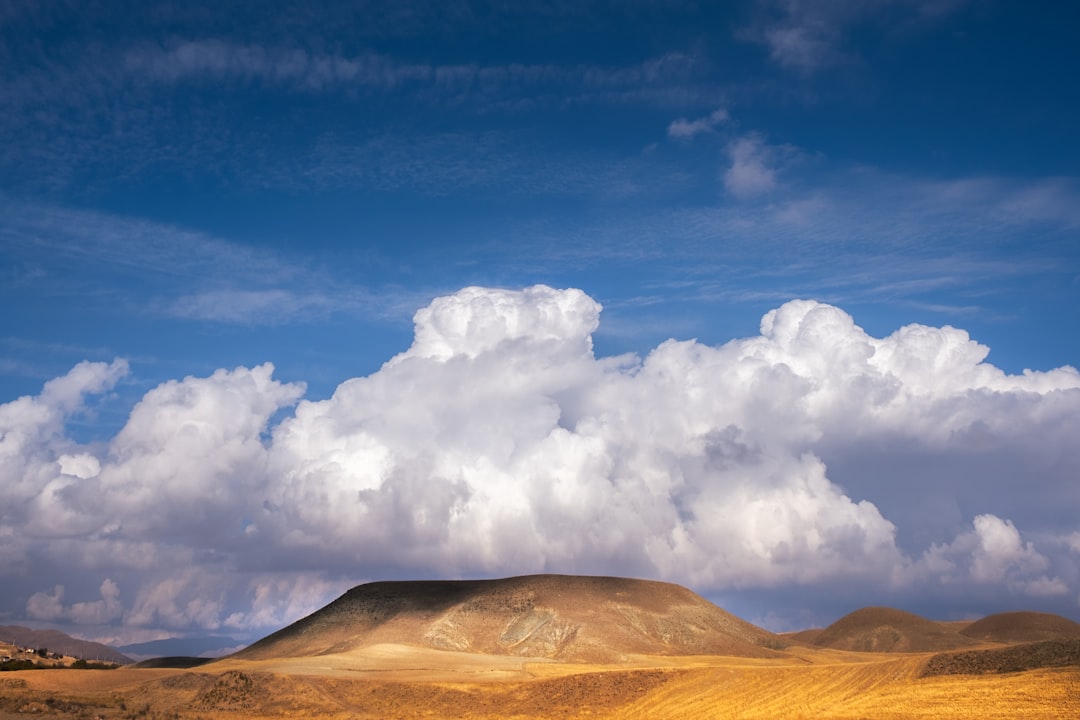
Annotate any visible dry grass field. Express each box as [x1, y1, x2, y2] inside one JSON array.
[[3, 577, 1078, 719], [1, 646, 1078, 719]]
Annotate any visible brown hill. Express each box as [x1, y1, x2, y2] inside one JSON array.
[[812, 607, 977, 653], [783, 628, 824, 646], [235, 574, 786, 663], [958, 611, 1080, 644], [0, 625, 131, 664], [921, 639, 1080, 676]]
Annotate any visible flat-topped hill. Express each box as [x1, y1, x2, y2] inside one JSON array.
[[812, 607, 977, 653], [235, 574, 786, 663], [959, 611, 1080, 644]]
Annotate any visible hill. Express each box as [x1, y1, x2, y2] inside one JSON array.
[[812, 607, 977, 653], [782, 628, 824, 645], [958, 611, 1080, 644], [119, 635, 242, 660], [235, 574, 786, 663], [922, 639, 1080, 676], [0, 625, 131, 664]]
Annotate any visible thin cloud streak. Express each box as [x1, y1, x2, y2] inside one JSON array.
[[0, 197, 423, 327]]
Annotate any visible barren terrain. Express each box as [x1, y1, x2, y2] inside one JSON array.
[[2, 575, 1078, 719]]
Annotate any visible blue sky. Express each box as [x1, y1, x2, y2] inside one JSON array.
[[2, 0, 1080, 645]]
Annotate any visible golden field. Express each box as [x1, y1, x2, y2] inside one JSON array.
[[1, 644, 1077, 719]]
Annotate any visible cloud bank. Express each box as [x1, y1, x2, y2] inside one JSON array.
[[2, 285, 1078, 639]]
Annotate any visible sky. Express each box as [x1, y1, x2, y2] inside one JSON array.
[[2, 0, 1080, 647]]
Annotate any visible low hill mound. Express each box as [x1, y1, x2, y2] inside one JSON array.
[[235, 574, 786, 663], [958, 611, 1080, 644], [781, 628, 824, 646], [812, 607, 977, 653], [921, 639, 1080, 676]]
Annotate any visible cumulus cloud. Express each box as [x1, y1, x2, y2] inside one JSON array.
[[2, 286, 1080, 636], [91, 364, 305, 538], [27, 579, 123, 624], [25, 585, 66, 621], [0, 359, 127, 510], [921, 514, 1068, 597]]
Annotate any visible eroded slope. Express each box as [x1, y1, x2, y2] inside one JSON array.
[[235, 574, 785, 663]]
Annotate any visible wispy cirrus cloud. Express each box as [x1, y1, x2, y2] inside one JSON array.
[[0, 196, 421, 327], [486, 169, 1080, 327], [123, 39, 710, 108], [667, 108, 730, 140], [740, 0, 973, 73], [166, 288, 416, 325], [0, 195, 296, 284], [125, 40, 432, 89], [0, 30, 713, 196], [723, 133, 789, 198]]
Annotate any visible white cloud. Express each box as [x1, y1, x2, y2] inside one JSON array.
[[0, 359, 127, 508], [920, 514, 1068, 597], [124, 571, 224, 630], [126, 40, 432, 89], [38, 360, 129, 415], [667, 108, 729, 140], [223, 574, 353, 631], [167, 288, 380, 324], [742, 0, 973, 73], [94, 363, 304, 535], [969, 514, 1048, 584], [724, 134, 782, 198], [2, 286, 1079, 635], [57, 453, 101, 480], [1067, 532, 1080, 554], [1021, 576, 1069, 597], [399, 285, 601, 362], [764, 24, 834, 71], [26, 585, 66, 621], [0, 198, 413, 327], [69, 579, 124, 624], [27, 579, 123, 624], [125, 40, 705, 108]]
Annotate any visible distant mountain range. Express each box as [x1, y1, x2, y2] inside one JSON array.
[[786, 607, 1080, 652], [0, 625, 131, 664], [118, 636, 244, 660], [0, 626, 245, 664]]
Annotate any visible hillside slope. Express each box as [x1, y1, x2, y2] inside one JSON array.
[[812, 607, 977, 653], [235, 574, 786, 663], [959, 611, 1080, 644]]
